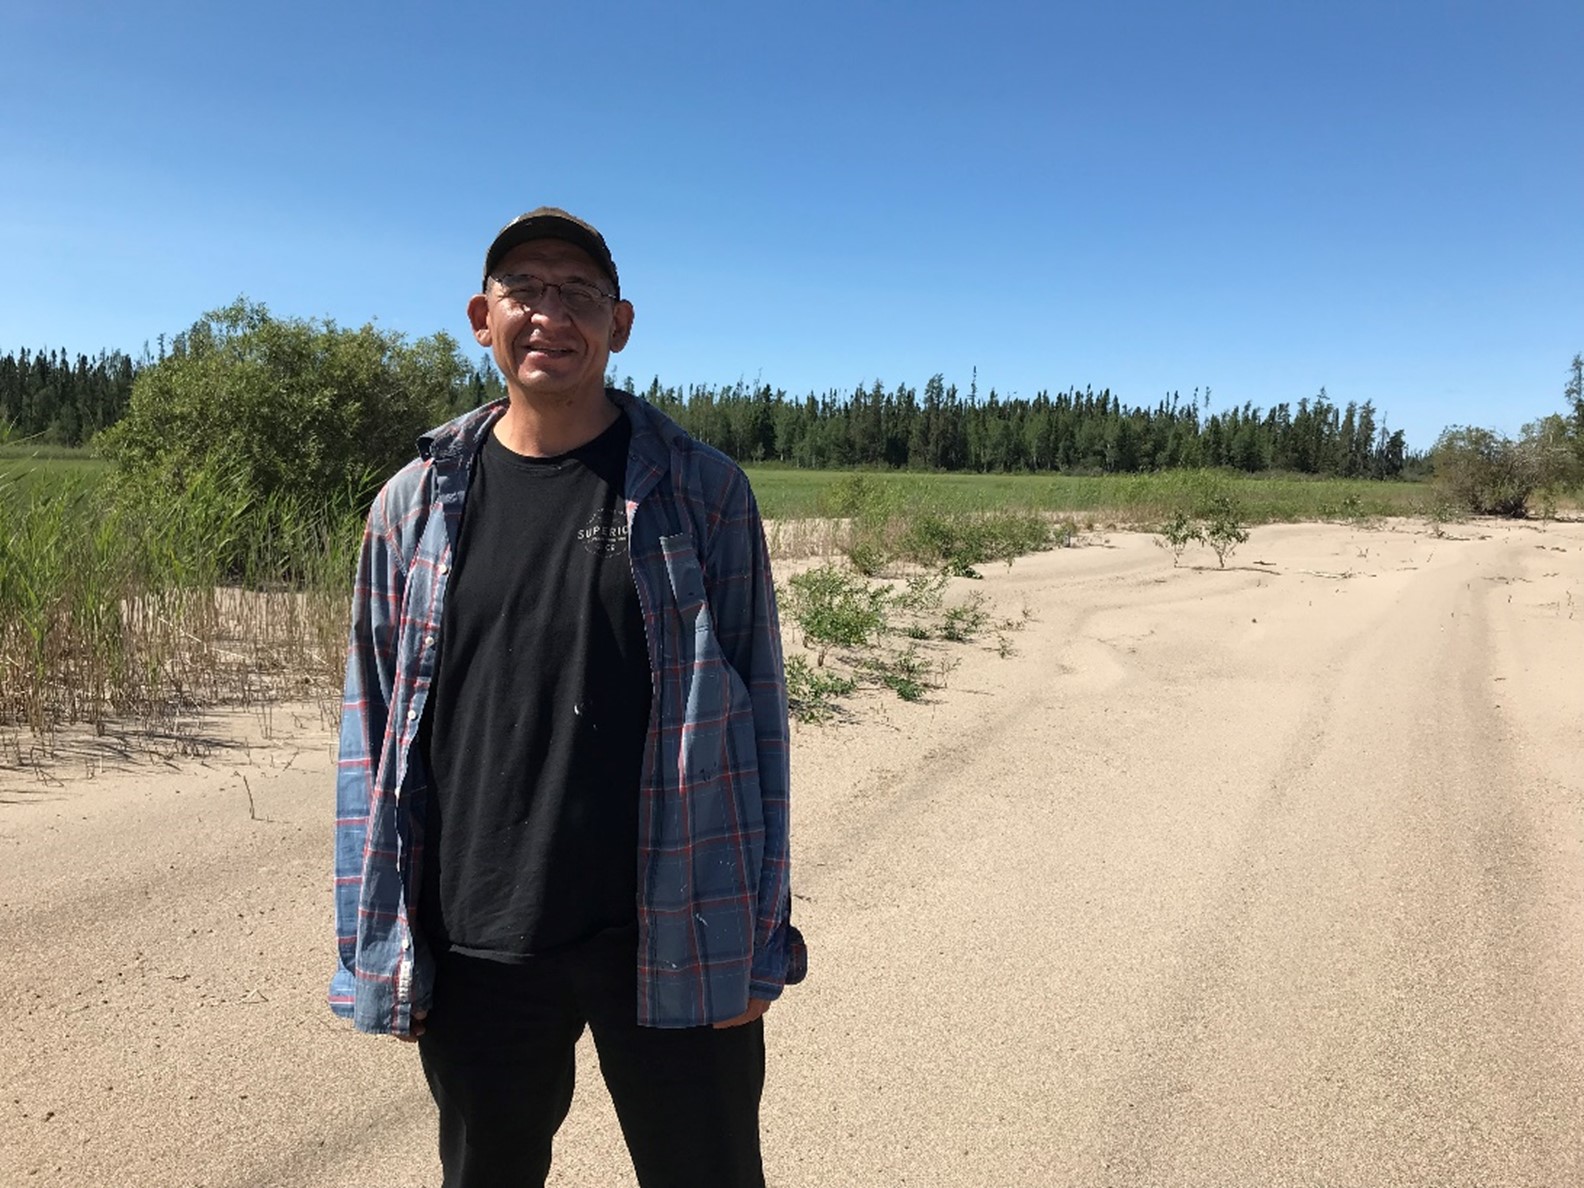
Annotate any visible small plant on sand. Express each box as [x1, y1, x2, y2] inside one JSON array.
[[1156, 509, 1202, 567], [782, 563, 1020, 718], [1422, 497, 1460, 538], [863, 645, 931, 702], [785, 655, 857, 723], [940, 593, 990, 643], [782, 565, 889, 666], [1323, 493, 1368, 524], [889, 573, 947, 640], [1203, 495, 1250, 568], [891, 573, 948, 615]]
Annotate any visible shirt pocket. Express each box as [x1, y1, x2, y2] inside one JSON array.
[[659, 532, 725, 714], [659, 532, 709, 622]]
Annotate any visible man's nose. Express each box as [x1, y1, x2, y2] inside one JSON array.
[[529, 290, 573, 322]]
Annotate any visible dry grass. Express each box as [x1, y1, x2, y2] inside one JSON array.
[[0, 469, 357, 755]]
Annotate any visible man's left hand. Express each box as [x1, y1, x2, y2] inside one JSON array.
[[713, 998, 771, 1029]]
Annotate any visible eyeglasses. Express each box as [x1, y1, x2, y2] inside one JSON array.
[[489, 273, 617, 319]]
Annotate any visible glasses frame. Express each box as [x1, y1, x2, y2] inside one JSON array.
[[488, 272, 619, 318]]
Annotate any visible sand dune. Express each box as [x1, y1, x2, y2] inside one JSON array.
[[3, 518, 1581, 1187]]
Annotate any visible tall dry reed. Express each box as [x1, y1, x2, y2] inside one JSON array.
[[0, 463, 361, 749]]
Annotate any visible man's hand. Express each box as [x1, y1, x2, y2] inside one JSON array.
[[395, 1009, 429, 1043], [713, 998, 771, 1029]]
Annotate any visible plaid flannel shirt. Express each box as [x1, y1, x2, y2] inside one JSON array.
[[330, 392, 806, 1033]]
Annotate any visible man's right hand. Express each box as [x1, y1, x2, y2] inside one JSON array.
[[395, 1009, 429, 1043]]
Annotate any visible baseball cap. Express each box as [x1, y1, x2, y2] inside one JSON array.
[[481, 207, 620, 296]]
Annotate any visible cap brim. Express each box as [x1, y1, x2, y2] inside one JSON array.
[[483, 215, 618, 295]]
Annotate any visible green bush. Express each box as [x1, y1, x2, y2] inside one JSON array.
[[782, 565, 890, 665], [1430, 426, 1533, 517], [896, 509, 1051, 577], [891, 572, 948, 615], [98, 298, 468, 570]]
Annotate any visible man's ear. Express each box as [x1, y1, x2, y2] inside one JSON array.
[[466, 293, 493, 347], [609, 299, 634, 353]]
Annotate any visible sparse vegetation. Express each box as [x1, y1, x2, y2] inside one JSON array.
[[750, 466, 1430, 526], [784, 655, 857, 723], [1153, 484, 1250, 569], [778, 563, 1015, 721], [813, 473, 1059, 576], [862, 645, 930, 702], [940, 594, 990, 643]]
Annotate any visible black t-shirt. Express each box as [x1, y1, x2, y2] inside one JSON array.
[[418, 413, 652, 959]]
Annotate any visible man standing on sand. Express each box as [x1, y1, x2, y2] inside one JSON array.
[[330, 207, 806, 1187]]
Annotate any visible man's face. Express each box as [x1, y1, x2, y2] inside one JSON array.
[[467, 238, 633, 405]]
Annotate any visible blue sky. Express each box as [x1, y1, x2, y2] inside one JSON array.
[[2, 0, 1579, 453]]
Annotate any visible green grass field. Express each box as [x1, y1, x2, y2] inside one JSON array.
[[0, 449, 1435, 527], [0, 446, 111, 497], [741, 466, 1435, 525]]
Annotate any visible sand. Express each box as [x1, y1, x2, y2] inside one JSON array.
[[3, 518, 1582, 1187]]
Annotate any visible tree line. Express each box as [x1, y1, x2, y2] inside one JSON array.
[[0, 346, 139, 446], [624, 374, 1418, 478], [22, 301, 1584, 492]]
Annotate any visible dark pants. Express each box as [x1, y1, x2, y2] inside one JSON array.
[[417, 928, 767, 1188]]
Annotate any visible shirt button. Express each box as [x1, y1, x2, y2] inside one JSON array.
[[401, 934, 411, 951], [438, 563, 449, 575], [424, 635, 435, 647], [406, 708, 417, 721]]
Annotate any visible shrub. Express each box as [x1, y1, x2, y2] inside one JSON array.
[[1430, 426, 1533, 517], [899, 512, 979, 576], [782, 565, 889, 665], [896, 509, 1051, 577], [846, 539, 888, 577], [1520, 413, 1583, 520], [1155, 495, 1247, 568], [98, 298, 467, 570], [891, 572, 948, 614]]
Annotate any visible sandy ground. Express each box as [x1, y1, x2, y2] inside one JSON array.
[[3, 518, 1583, 1188]]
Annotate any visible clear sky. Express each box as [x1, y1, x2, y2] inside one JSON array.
[[2, 0, 1579, 453]]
